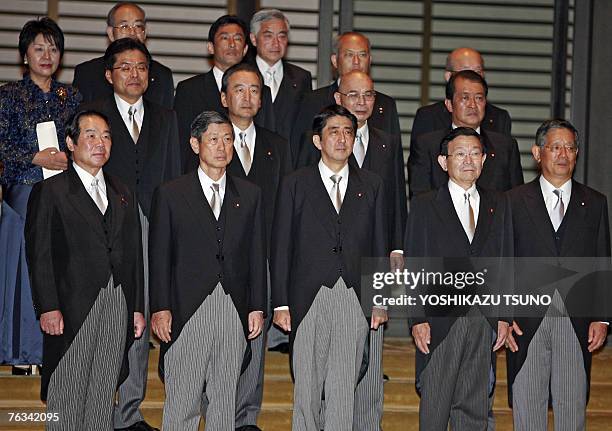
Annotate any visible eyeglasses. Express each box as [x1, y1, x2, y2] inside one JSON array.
[[446, 150, 484, 161], [113, 23, 146, 34], [112, 63, 148, 73], [543, 144, 577, 155], [337, 90, 376, 102]]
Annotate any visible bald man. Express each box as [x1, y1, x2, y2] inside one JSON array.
[[411, 47, 512, 150]]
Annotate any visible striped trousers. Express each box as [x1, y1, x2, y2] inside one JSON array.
[[512, 290, 587, 431], [162, 283, 246, 431], [418, 307, 493, 431], [114, 206, 150, 428], [292, 277, 369, 431], [46, 279, 127, 431]]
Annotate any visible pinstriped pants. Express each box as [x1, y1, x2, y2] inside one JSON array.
[[162, 283, 246, 431], [292, 277, 369, 431], [512, 290, 587, 431], [353, 327, 384, 431], [114, 206, 150, 428], [46, 278, 127, 431], [418, 307, 493, 431]]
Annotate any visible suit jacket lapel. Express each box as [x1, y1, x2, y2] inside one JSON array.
[[432, 185, 471, 253], [338, 164, 366, 222], [203, 71, 224, 113], [470, 187, 495, 251], [220, 176, 242, 247], [304, 165, 339, 240], [181, 170, 219, 244], [105, 97, 135, 145], [136, 100, 159, 162], [105, 174, 127, 242], [65, 167, 106, 242], [559, 180, 588, 256], [522, 179, 558, 255]]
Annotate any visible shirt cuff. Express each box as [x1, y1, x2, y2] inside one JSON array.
[[391, 249, 403, 255], [274, 306, 289, 311], [599, 321, 609, 325]]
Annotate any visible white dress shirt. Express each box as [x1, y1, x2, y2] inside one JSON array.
[[73, 161, 108, 210], [448, 179, 480, 242], [452, 123, 481, 134], [539, 175, 571, 220], [256, 55, 283, 102], [319, 159, 349, 205], [197, 167, 226, 207], [114, 93, 144, 136], [212, 66, 225, 92], [232, 122, 257, 171]]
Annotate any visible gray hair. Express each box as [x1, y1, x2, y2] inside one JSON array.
[[190, 111, 233, 142], [535, 119, 580, 148], [250, 9, 290, 36], [333, 31, 371, 56], [106, 2, 146, 27]]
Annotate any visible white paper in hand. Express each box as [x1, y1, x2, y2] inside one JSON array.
[[36, 121, 61, 179]]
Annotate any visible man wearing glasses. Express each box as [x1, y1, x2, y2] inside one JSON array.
[[80, 37, 180, 431], [73, 2, 174, 109], [408, 70, 524, 198]]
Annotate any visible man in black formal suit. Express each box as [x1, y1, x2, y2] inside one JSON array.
[[408, 70, 523, 198], [149, 111, 266, 430], [505, 119, 610, 430], [79, 38, 180, 431], [73, 2, 174, 109], [404, 127, 511, 430], [174, 15, 275, 172], [220, 62, 289, 431], [411, 47, 512, 150], [290, 32, 401, 168], [25, 110, 144, 429], [249, 9, 312, 144], [272, 105, 388, 431]]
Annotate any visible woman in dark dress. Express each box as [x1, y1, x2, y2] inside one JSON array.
[[0, 17, 80, 372]]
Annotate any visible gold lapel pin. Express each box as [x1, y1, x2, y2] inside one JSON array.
[[357, 192, 363, 198], [235, 202, 240, 208]]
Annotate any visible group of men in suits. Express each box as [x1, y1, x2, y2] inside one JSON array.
[[17, 1, 611, 430]]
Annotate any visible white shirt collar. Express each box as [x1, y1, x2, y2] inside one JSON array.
[[212, 66, 225, 92], [72, 161, 106, 196], [539, 175, 572, 215], [114, 93, 144, 128], [318, 159, 350, 204], [447, 179, 480, 240], [452, 123, 481, 134], [197, 166, 227, 203], [232, 122, 257, 168], [256, 55, 283, 76]]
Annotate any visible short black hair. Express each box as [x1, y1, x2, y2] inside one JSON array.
[[103, 38, 152, 71], [439, 127, 485, 156], [445, 69, 488, 100], [19, 17, 65, 60], [312, 105, 358, 137], [190, 111, 234, 142], [208, 15, 248, 43], [535, 118, 580, 148], [221, 62, 263, 93], [66, 110, 112, 144], [106, 2, 146, 27]]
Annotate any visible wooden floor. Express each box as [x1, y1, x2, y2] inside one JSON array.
[[1, 338, 611, 430]]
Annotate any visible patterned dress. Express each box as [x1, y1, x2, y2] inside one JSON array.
[[0, 74, 80, 365]]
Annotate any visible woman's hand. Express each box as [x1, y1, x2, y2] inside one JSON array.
[[32, 148, 68, 171]]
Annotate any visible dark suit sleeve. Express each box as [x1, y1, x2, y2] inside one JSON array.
[[407, 134, 434, 198], [508, 138, 524, 188], [25, 182, 60, 316], [403, 196, 427, 326], [173, 81, 194, 173], [158, 65, 175, 110], [270, 176, 294, 308], [148, 186, 173, 312], [290, 97, 317, 168], [255, 86, 277, 133], [373, 177, 389, 257], [72, 63, 93, 104], [391, 133, 408, 250], [499, 108, 512, 136], [165, 111, 182, 181], [410, 106, 434, 150], [296, 132, 319, 169], [249, 187, 267, 314], [387, 96, 402, 139], [126, 189, 144, 314]]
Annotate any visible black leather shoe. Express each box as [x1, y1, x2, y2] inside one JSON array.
[[268, 342, 289, 354], [236, 426, 263, 431], [116, 421, 160, 431]]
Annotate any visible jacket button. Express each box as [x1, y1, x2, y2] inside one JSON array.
[[218, 273, 222, 279], [332, 247, 337, 253], [216, 226, 221, 231], [107, 247, 112, 252]]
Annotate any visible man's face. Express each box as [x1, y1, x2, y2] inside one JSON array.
[[251, 18, 288, 66], [331, 34, 371, 76], [221, 70, 262, 123], [105, 49, 149, 104], [313, 115, 355, 166], [207, 24, 248, 70], [189, 122, 234, 169], [334, 72, 374, 126], [107, 5, 146, 43], [66, 115, 112, 176], [445, 77, 486, 129], [438, 135, 485, 189], [532, 128, 577, 184]]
